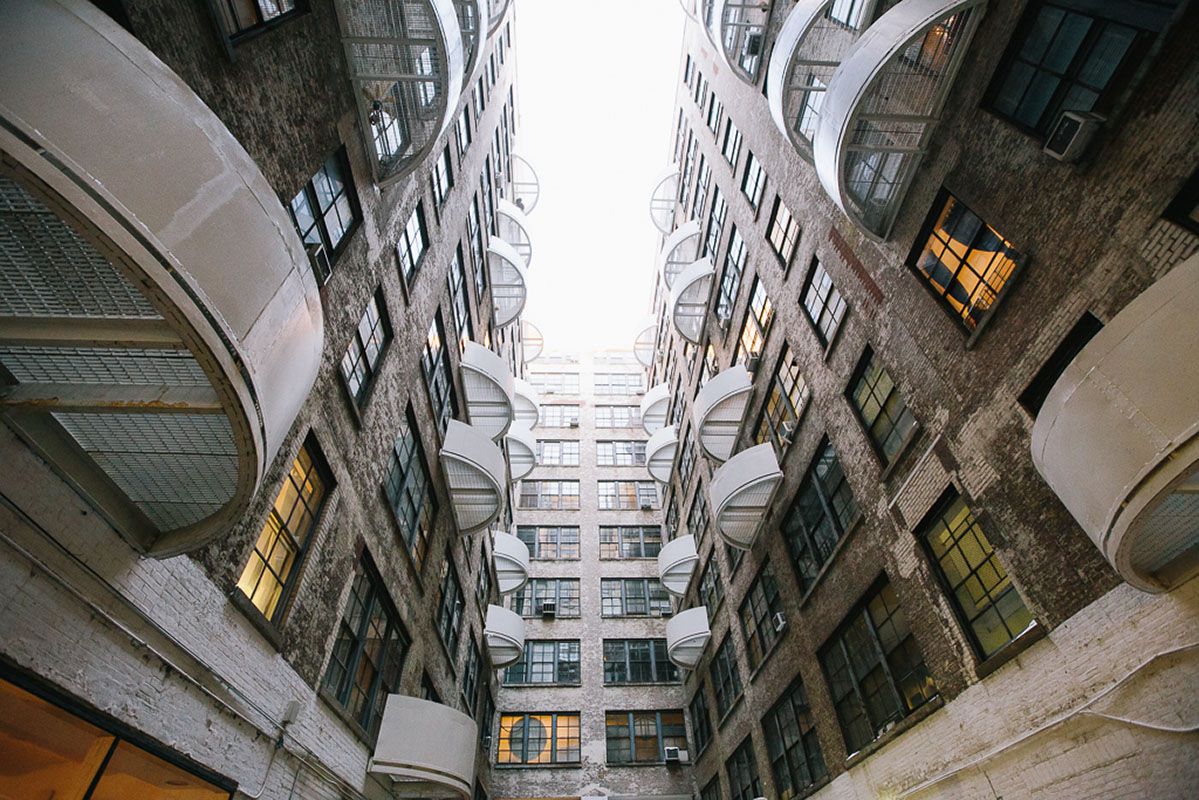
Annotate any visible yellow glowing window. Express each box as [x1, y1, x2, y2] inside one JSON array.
[[497, 712, 580, 764]]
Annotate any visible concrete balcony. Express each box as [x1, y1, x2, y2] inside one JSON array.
[[661, 220, 703, 290], [460, 341, 515, 442], [335, 0, 465, 185], [670, 259, 716, 344], [646, 425, 680, 484], [666, 606, 711, 669], [370, 695, 477, 798], [694, 366, 753, 462], [439, 420, 506, 534], [0, 0, 322, 556], [658, 534, 699, 597], [493, 529, 531, 595], [711, 443, 783, 549], [488, 237, 529, 328], [522, 320, 544, 363], [505, 421, 537, 483], [1032, 252, 1199, 593], [513, 378, 541, 429], [509, 154, 540, 214], [641, 384, 671, 436], [650, 167, 681, 235], [488, 0, 510, 34], [497, 198, 533, 266], [485, 604, 526, 667], [710, 0, 773, 83], [812, 0, 985, 239]]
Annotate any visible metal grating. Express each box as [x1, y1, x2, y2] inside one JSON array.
[[0, 346, 208, 386], [0, 177, 159, 319], [1130, 486, 1199, 576]]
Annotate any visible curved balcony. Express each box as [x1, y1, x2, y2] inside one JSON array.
[[522, 320, 544, 363], [488, 237, 529, 328], [649, 168, 681, 235], [634, 323, 658, 369], [711, 0, 773, 83], [336, 0, 465, 185], [370, 695, 477, 799], [694, 366, 753, 463], [666, 607, 711, 669], [509, 154, 541, 214], [0, 1, 322, 557], [658, 534, 699, 597], [513, 378, 541, 429], [439, 420, 506, 534], [493, 530, 531, 595], [497, 198, 533, 267], [670, 259, 716, 344], [660, 220, 703, 290], [485, 604, 526, 667], [646, 425, 680, 484], [460, 342, 515, 442], [641, 384, 671, 436], [711, 443, 783, 549], [488, 0, 510, 34], [812, 0, 985, 239], [454, 0, 488, 89], [505, 421, 537, 483], [1032, 252, 1199, 593], [680, 0, 698, 21]]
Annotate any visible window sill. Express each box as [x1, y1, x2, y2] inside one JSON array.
[[975, 620, 1046, 680], [796, 514, 865, 611], [604, 680, 683, 688], [501, 682, 583, 689], [316, 685, 374, 747], [495, 762, 581, 770], [746, 626, 789, 684], [844, 694, 943, 770], [716, 693, 745, 730], [878, 424, 922, 483], [228, 589, 284, 651]]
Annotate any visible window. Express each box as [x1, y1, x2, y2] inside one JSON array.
[[796, 74, 826, 143], [516, 526, 581, 560], [1018, 312, 1103, 414], [422, 311, 457, 433], [689, 484, 711, 545], [385, 408, 437, 569], [289, 148, 359, 281], [237, 434, 332, 621], [710, 635, 743, 717], [717, 228, 747, 323], [462, 636, 482, 713], [599, 526, 662, 559], [595, 405, 642, 428], [909, 191, 1019, 332], [801, 257, 848, 346], [689, 686, 714, 756], [741, 152, 767, 211], [600, 578, 672, 617], [693, 156, 712, 218], [677, 429, 698, 489], [762, 678, 827, 799], [819, 577, 937, 753], [598, 480, 658, 510], [478, 688, 495, 744], [739, 563, 784, 671], [397, 203, 429, 282], [448, 246, 474, 349], [767, 197, 801, 266], [679, 135, 698, 209], [323, 553, 409, 739], [701, 776, 723, 800], [421, 671, 440, 703], [530, 372, 581, 394], [704, 189, 728, 258], [430, 146, 454, 209], [213, 0, 301, 42], [827, 0, 874, 28], [753, 345, 809, 457], [847, 348, 918, 464], [455, 108, 472, 158], [722, 117, 743, 165], [597, 440, 646, 466], [919, 491, 1034, 658], [725, 736, 763, 800], [537, 440, 580, 466], [436, 557, 464, 655], [518, 480, 580, 510], [467, 197, 486, 296], [736, 278, 775, 366], [339, 289, 391, 406], [782, 439, 858, 592], [606, 711, 688, 764], [476, 549, 492, 601], [594, 372, 645, 395], [473, 76, 485, 120], [603, 639, 680, 684], [504, 640, 581, 685], [509, 578, 581, 617], [539, 404, 581, 428], [497, 713, 580, 764], [699, 559, 724, 625], [666, 495, 680, 539], [706, 93, 724, 134], [986, 0, 1162, 137], [1164, 166, 1199, 235]]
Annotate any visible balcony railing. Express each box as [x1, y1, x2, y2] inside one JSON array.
[[454, 0, 487, 90], [711, 443, 783, 549], [513, 378, 541, 429], [370, 695, 477, 798], [646, 424, 680, 484], [658, 534, 699, 597], [641, 384, 671, 436], [493, 530, 531, 595], [509, 154, 541, 214], [694, 366, 753, 462], [665, 606, 711, 668], [522, 320, 544, 363], [485, 604, 526, 667], [505, 421, 537, 482], [634, 323, 658, 369], [460, 341, 515, 442], [661, 220, 702, 290], [497, 198, 533, 266], [649, 167, 681, 235], [439, 420, 506, 534], [670, 259, 716, 344], [488, 236, 529, 328], [710, 0, 774, 84]]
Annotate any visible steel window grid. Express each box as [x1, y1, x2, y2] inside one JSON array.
[[782, 439, 858, 592]]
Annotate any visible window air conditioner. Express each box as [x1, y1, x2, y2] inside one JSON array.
[[660, 607, 674, 618], [1044, 111, 1104, 163], [663, 746, 682, 763], [482, 733, 493, 750], [718, 316, 731, 332], [780, 420, 797, 443], [539, 600, 557, 618], [746, 355, 761, 375], [306, 242, 332, 285], [773, 611, 787, 633], [639, 501, 655, 511], [568, 420, 579, 428]]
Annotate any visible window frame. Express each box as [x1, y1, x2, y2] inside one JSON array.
[[288, 146, 361, 282], [766, 196, 801, 268], [846, 347, 919, 467], [800, 256, 848, 349], [497, 712, 581, 764], [605, 710, 688, 764], [515, 525, 581, 560], [384, 406, 438, 570], [339, 287, 392, 408], [503, 640, 582, 686], [602, 639, 680, 685], [397, 202, 430, 283]]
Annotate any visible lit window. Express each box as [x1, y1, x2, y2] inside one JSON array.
[[735, 278, 774, 366], [606, 711, 687, 763], [800, 257, 847, 346], [704, 189, 728, 257], [518, 480, 581, 510], [593, 372, 645, 395], [537, 440, 581, 466], [781, 439, 858, 592], [289, 148, 360, 281], [762, 678, 827, 797], [598, 480, 657, 510], [504, 640, 581, 685], [767, 196, 801, 266], [397, 203, 429, 281], [595, 405, 642, 428], [212, 0, 300, 42], [596, 440, 647, 466], [339, 289, 391, 406], [602, 640, 679, 684], [753, 345, 808, 457], [797, 74, 826, 143], [538, 404, 581, 427], [497, 713, 580, 764], [385, 408, 437, 569], [455, 108, 472, 158], [847, 348, 918, 464], [722, 117, 743, 165]]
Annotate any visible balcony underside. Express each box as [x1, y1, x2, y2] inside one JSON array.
[[440, 420, 506, 534], [641, 383, 671, 436], [711, 443, 783, 549]]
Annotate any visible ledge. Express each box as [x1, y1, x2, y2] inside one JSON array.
[[796, 515, 864, 611], [975, 620, 1047, 680], [844, 694, 944, 769]]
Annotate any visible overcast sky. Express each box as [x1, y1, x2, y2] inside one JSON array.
[[512, 0, 686, 353]]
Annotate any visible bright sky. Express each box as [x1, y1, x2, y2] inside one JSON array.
[[512, 0, 686, 353]]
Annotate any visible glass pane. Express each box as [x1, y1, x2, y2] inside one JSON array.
[[89, 740, 229, 800]]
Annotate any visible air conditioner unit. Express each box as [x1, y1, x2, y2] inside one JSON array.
[[718, 317, 731, 332], [744, 32, 762, 57], [539, 600, 557, 618], [773, 611, 787, 633], [568, 420, 579, 428], [1044, 111, 1104, 162], [746, 355, 761, 375], [482, 733, 493, 750], [780, 420, 797, 443], [660, 607, 674, 618], [663, 746, 682, 764], [306, 242, 332, 285], [639, 501, 655, 511]]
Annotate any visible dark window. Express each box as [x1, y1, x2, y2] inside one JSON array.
[[782, 439, 858, 592], [1018, 312, 1103, 413], [847, 348, 918, 464], [717, 228, 747, 323], [212, 0, 302, 42], [605, 711, 688, 764], [448, 246, 474, 350], [339, 289, 391, 406], [516, 526, 581, 560], [711, 635, 743, 717], [819, 577, 937, 753], [801, 257, 847, 346], [701, 776, 723, 800], [762, 678, 827, 797], [753, 345, 809, 457], [461, 635, 482, 712], [600, 579, 673, 617], [603, 639, 680, 684], [739, 563, 784, 671], [919, 491, 1035, 658], [699, 557, 724, 620], [736, 278, 774, 366], [385, 407, 437, 570], [693, 156, 712, 218], [421, 672, 440, 703], [726, 736, 763, 800], [478, 689, 495, 744], [677, 428, 698, 489], [689, 685, 714, 756], [323, 553, 409, 739], [1164, 166, 1199, 235], [289, 148, 359, 280], [742, 152, 767, 211], [436, 557, 464, 655], [518, 480, 581, 510], [509, 578, 581, 617], [504, 640, 581, 685], [688, 487, 711, 546], [397, 203, 429, 282], [467, 197, 486, 297], [767, 196, 801, 266], [431, 146, 454, 208], [236, 434, 332, 621], [599, 526, 663, 559], [704, 189, 729, 258], [498, 713, 580, 764], [722, 117, 743, 165], [422, 310, 457, 434]]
